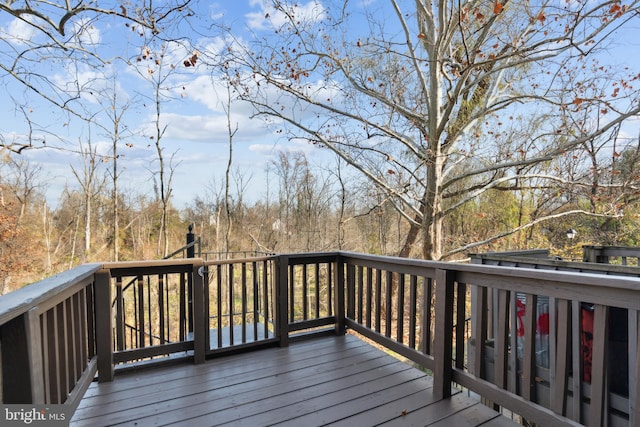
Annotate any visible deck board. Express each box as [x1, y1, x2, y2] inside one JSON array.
[[71, 334, 519, 427]]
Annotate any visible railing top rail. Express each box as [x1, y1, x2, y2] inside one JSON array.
[[470, 253, 640, 275], [204, 255, 274, 266], [164, 238, 200, 260], [339, 251, 640, 309], [0, 263, 102, 325], [102, 258, 204, 270]]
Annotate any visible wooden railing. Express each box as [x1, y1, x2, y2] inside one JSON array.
[[583, 245, 640, 266], [0, 264, 100, 412], [1, 252, 638, 426]]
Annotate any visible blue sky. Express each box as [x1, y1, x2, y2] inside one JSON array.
[[0, 1, 337, 209], [1, 0, 640, 210]]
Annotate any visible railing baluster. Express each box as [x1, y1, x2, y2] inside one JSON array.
[[56, 303, 67, 400], [229, 263, 235, 345], [64, 298, 78, 396], [334, 255, 345, 335], [242, 262, 247, 343], [589, 304, 609, 426], [522, 293, 538, 402], [327, 262, 333, 315], [409, 275, 417, 349], [79, 286, 89, 365], [165, 275, 170, 343], [571, 300, 582, 422], [26, 308, 45, 404], [289, 264, 295, 323], [495, 289, 510, 389], [509, 291, 517, 393], [552, 298, 570, 416], [115, 277, 124, 351], [375, 269, 382, 334], [472, 285, 487, 379], [397, 273, 405, 344], [315, 263, 320, 318], [385, 270, 392, 338], [217, 264, 223, 348], [253, 261, 259, 342], [158, 274, 165, 344], [263, 260, 269, 340], [455, 282, 466, 370], [302, 263, 308, 320], [423, 277, 433, 355], [137, 276, 145, 348], [179, 273, 186, 342], [366, 267, 373, 329], [357, 265, 364, 324], [346, 263, 355, 320]]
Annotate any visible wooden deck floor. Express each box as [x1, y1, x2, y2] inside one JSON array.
[[71, 334, 519, 427]]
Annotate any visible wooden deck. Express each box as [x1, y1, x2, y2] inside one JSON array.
[[71, 334, 517, 427]]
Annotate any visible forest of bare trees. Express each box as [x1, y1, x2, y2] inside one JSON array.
[[1, 0, 640, 293]]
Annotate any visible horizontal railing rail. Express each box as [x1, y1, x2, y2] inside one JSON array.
[[1, 251, 639, 426]]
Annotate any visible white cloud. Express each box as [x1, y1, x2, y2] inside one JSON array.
[[71, 18, 101, 46], [246, 0, 326, 31], [1, 17, 38, 45]]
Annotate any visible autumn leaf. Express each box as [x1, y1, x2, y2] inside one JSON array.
[[536, 10, 546, 24], [610, 3, 622, 15], [572, 98, 584, 106], [387, 169, 395, 175], [417, 33, 425, 39], [493, 1, 503, 14]]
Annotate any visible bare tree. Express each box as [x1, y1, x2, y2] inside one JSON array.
[[0, 0, 194, 153], [70, 137, 106, 261], [233, 0, 640, 259]]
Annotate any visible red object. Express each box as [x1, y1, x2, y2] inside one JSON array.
[[581, 306, 594, 383]]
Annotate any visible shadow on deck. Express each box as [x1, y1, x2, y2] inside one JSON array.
[[71, 334, 517, 427]]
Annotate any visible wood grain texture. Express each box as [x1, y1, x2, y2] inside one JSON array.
[[71, 334, 519, 427]]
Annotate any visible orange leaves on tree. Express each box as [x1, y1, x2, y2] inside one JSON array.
[[609, 3, 623, 17], [493, 1, 503, 14], [536, 10, 546, 24], [417, 33, 425, 39], [572, 97, 584, 106]]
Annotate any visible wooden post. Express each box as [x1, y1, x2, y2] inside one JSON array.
[[276, 255, 290, 347], [334, 254, 346, 336], [94, 270, 113, 382], [187, 225, 195, 334], [192, 262, 206, 364], [433, 268, 455, 400]]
